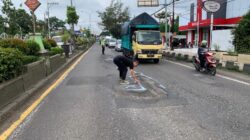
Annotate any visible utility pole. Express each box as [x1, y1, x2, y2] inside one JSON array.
[[47, 3, 50, 38], [196, 0, 200, 47], [87, 13, 92, 31], [70, 0, 74, 36], [171, 0, 177, 50], [172, 0, 175, 34], [165, 0, 168, 48], [32, 11, 36, 35]]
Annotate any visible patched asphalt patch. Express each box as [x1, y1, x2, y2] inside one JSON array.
[[114, 72, 188, 109]]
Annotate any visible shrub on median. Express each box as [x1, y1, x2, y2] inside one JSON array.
[[49, 47, 64, 56], [22, 55, 40, 65], [43, 39, 52, 50], [46, 39, 57, 48], [0, 48, 24, 83], [0, 39, 29, 55], [26, 40, 40, 56]]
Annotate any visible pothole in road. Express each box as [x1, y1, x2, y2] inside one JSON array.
[[114, 72, 188, 109]]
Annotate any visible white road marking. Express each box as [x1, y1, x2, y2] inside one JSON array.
[[165, 60, 250, 86], [216, 75, 250, 86]]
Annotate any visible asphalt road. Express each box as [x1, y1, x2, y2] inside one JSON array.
[[8, 44, 250, 140]]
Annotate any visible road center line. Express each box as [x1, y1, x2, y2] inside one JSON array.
[[165, 60, 250, 86], [0, 50, 90, 140]]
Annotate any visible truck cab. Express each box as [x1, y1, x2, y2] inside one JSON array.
[[133, 30, 163, 63], [121, 12, 163, 63]]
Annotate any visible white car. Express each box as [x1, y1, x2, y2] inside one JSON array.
[[52, 36, 64, 48], [108, 38, 117, 48], [115, 39, 122, 52]]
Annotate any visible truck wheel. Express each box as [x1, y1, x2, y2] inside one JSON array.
[[153, 59, 159, 64]]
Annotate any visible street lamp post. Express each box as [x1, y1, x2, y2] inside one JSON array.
[[165, 0, 168, 48], [47, 2, 59, 38]]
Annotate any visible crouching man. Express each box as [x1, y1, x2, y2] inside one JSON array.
[[113, 55, 140, 85]]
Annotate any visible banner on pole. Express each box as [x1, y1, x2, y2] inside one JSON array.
[[137, 0, 159, 7]]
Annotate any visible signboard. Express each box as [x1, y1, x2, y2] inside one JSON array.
[[137, 0, 159, 7], [25, 0, 41, 12], [203, 1, 221, 13]]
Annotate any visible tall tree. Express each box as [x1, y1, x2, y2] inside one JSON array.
[[1, 0, 14, 16], [233, 10, 250, 53], [1, 0, 16, 34], [98, 0, 130, 38], [15, 9, 33, 34], [66, 6, 79, 33], [49, 16, 66, 31], [1, 0, 33, 35], [0, 15, 5, 33], [36, 20, 46, 34]]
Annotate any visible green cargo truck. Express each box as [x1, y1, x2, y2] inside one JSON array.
[[121, 12, 163, 63]]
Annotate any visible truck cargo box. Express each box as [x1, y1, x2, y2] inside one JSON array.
[[122, 12, 159, 51]]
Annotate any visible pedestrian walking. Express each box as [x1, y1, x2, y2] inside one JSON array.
[[101, 38, 106, 55], [113, 55, 140, 85]]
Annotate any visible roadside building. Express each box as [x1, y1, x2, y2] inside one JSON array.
[[179, 0, 250, 51]]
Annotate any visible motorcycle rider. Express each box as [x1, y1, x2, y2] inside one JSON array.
[[198, 40, 208, 71]]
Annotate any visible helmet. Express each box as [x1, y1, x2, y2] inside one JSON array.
[[201, 40, 207, 46]]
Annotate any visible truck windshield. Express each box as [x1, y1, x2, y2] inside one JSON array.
[[137, 31, 161, 45]]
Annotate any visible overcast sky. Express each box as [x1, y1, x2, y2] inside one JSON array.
[[8, 0, 193, 34]]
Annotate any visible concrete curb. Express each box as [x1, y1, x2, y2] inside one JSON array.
[[0, 47, 89, 123]]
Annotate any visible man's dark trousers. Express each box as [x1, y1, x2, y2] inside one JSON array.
[[113, 59, 128, 80], [102, 45, 105, 55], [199, 54, 205, 68]]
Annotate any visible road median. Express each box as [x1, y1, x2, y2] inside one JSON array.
[[0, 46, 91, 124]]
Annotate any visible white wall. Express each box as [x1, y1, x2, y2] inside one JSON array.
[[226, 0, 250, 18], [212, 30, 234, 51]]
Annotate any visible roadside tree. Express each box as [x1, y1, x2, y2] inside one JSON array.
[[49, 16, 66, 31], [66, 6, 79, 33], [98, 0, 130, 38], [233, 10, 250, 54], [1, 0, 33, 35]]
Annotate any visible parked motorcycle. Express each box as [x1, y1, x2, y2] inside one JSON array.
[[193, 51, 217, 76]]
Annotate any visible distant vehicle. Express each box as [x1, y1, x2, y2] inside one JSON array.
[[104, 36, 112, 47], [121, 12, 163, 63], [115, 39, 122, 52], [52, 36, 63, 48], [107, 38, 117, 48]]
